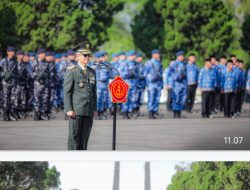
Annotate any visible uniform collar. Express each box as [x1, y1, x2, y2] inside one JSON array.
[[77, 62, 87, 70]]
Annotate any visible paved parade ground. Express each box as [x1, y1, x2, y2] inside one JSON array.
[[0, 104, 250, 150]]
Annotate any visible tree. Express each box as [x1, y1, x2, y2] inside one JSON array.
[[0, 0, 123, 52], [153, 0, 237, 66], [0, 162, 60, 190], [131, 0, 164, 58], [167, 162, 250, 190], [241, 14, 250, 54]]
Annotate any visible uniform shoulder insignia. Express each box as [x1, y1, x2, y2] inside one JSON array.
[[67, 65, 76, 70]]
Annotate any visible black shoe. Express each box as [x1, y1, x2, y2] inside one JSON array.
[[173, 112, 178, 118], [34, 111, 40, 120], [40, 113, 49, 120], [122, 112, 131, 119], [153, 112, 162, 119], [177, 111, 181, 118], [3, 113, 10, 121], [149, 112, 156, 119], [17, 112, 25, 119], [9, 114, 17, 121]]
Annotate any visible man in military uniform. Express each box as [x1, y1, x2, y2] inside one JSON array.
[[64, 41, 97, 150], [32, 49, 50, 120], [1, 46, 18, 121], [144, 49, 163, 119], [169, 51, 187, 118], [16, 50, 30, 119]]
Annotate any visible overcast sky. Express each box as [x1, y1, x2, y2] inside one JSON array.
[[49, 161, 180, 190]]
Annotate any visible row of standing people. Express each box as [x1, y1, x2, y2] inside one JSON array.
[[165, 52, 250, 119], [0, 47, 77, 121], [1, 46, 250, 121]]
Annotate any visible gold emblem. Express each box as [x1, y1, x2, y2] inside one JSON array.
[[114, 83, 125, 98]]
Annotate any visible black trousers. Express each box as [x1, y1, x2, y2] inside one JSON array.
[[224, 92, 235, 117], [220, 93, 225, 112], [167, 88, 172, 111], [213, 87, 221, 110], [235, 90, 245, 113], [185, 84, 197, 112], [202, 91, 213, 117], [68, 115, 93, 150]]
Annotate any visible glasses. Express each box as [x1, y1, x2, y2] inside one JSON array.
[[83, 54, 91, 57]]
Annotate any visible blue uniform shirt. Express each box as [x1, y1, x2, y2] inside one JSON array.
[[198, 67, 217, 91], [164, 66, 173, 89], [220, 68, 237, 93], [246, 69, 250, 90], [186, 62, 199, 85], [144, 58, 163, 88]]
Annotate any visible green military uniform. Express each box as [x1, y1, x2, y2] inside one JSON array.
[[63, 41, 97, 150]]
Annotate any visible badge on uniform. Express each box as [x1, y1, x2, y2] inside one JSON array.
[[90, 76, 95, 84]]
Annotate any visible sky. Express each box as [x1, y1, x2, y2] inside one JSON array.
[[49, 160, 180, 190]]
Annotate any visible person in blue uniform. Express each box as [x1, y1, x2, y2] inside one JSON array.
[[237, 60, 247, 114], [210, 55, 220, 113], [170, 51, 187, 118], [247, 68, 250, 92], [218, 56, 227, 112], [144, 49, 163, 119], [66, 50, 77, 67], [233, 60, 243, 116], [185, 54, 199, 113], [120, 50, 139, 119], [220, 60, 237, 118], [134, 52, 145, 116], [198, 59, 217, 118], [95, 51, 110, 120], [164, 59, 175, 111]]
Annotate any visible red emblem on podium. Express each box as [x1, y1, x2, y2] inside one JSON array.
[[108, 76, 129, 103]]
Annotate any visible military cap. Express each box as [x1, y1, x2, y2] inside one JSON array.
[[111, 53, 118, 58], [136, 52, 143, 58], [24, 52, 30, 57], [176, 50, 184, 57], [95, 51, 105, 58], [61, 53, 67, 57], [55, 54, 61, 59], [67, 50, 75, 56], [126, 50, 136, 56], [118, 52, 125, 56], [73, 40, 92, 54], [16, 50, 24, 55], [151, 49, 160, 54], [103, 51, 108, 55], [37, 49, 45, 54], [51, 51, 55, 56], [29, 52, 35, 57], [45, 51, 52, 56], [7, 46, 15, 52]]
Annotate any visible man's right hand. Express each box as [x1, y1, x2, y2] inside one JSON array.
[[67, 111, 76, 118]]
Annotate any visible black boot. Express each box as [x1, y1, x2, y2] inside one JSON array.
[[40, 113, 49, 120], [3, 113, 10, 121], [149, 112, 156, 119], [34, 111, 40, 120], [9, 112, 17, 121], [173, 111, 178, 118], [153, 111, 162, 119], [177, 111, 181, 118]]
